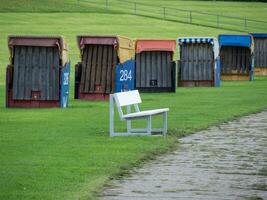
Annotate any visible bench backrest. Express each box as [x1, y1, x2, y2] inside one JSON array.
[[112, 90, 141, 120], [114, 90, 142, 107]]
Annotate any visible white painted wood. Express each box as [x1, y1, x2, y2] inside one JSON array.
[[127, 105, 131, 134], [109, 94, 114, 136], [109, 90, 169, 137], [147, 116, 152, 135], [163, 112, 167, 136], [114, 90, 141, 107], [130, 128, 164, 133], [123, 108, 169, 119], [110, 132, 151, 137]]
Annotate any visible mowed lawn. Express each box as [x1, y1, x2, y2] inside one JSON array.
[[0, 1, 267, 199]]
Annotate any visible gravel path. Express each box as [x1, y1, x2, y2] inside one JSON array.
[[102, 111, 267, 200]]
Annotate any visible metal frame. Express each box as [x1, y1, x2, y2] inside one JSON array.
[[109, 94, 167, 137]]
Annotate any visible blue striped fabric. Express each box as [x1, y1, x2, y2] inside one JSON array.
[[177, 37, 214, 44]]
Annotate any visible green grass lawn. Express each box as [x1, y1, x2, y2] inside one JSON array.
[[1, 79, 267, 200], [0, 0, 267, 199]]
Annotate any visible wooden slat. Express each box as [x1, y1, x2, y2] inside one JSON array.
[[151, 52, 157, 86], [203, 44, 208, 80], [198, 44, 203, 81], [32, 47, 40, 93], [95, 45, 103, 85], [140, 52, 146, 88], [242, 47, 246, 74], [12, 47, 20, 99], [88, 45, 97, 92], [136, 53, 141, 87], [86, 45, 94, 93], [260, 39, 263, 66], [145, 52, 150, 87], [166, 52, 171, 87], [101, 45, 108, 92], [46, 47, 53, 100], [161, 52, 167, 87], [187, 44, 192, 80], [181, 45, 186, 81], [84, 45, 91, 93], [111, 48, 117, 93], [183, 45, 187, 81], [264, 39, 265, 66], [246, 48, 250, 74], [80, 46, 88, 93], [195, 44, 199, 80], [204, 44, 208, 81], [39, 47, 46, 100], [244, 48, 248, 74], [265, 39, 267, 67], [220, 47, 225, 74], [53, 48, 60, 100], [201, 44, 206, 80], [18, 46, 27, 99], [208, 44, 213, 80], [182, 45, 186, 80], [106, 45, 113, 93], [179, 45, 183, 80], [24, 47, 32, 99], [157, 51, 162, 87], [238, 47, 242, 74]]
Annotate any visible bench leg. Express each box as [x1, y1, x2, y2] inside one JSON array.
[[147, 116, 152, 135], [163, 112, 167, 136], [127, 120, 132, 134], [127, 105, 132, 134], [109, 94, 114, 136]]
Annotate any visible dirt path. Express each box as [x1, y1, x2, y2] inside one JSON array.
[[102, 111, 267, 200]]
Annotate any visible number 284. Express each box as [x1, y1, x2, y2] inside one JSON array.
[[120, 70, 132, 81]]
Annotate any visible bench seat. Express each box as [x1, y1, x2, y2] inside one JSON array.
[[123, 108, 169, 120]]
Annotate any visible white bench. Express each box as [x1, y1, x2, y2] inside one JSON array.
[[109, 90, 169, 137]]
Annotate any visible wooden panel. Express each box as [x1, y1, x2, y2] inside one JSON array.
[[12, 46, 59, 100], [180, 43, 213, 81], [221, 74, 250, 80], [220, 46, 250, 75], [254, 67, 267, 76], [136, 51, 173, 89], [80, 44, 118, 94], [254, 38, 267, 68]]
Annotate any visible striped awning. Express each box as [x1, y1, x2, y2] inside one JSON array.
[[177, 37, 215, 44], [177, 37, 219, 58]]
